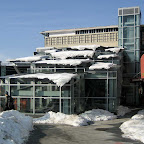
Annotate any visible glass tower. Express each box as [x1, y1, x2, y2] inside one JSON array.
[[118, 7, 141, 105]]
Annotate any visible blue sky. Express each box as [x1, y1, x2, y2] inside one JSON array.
[[0, 0, 144, 62]]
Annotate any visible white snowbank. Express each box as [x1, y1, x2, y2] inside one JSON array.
[[105, 47, 124, 53], [89, 62, 116, 70], [120, 109, 144, 143], [97, 54, 117, 59], [34, 109, 117, 127], [11, 73, 77, 87], [33, 111, 88, 127], [117, 106, 131, 116], [35, 59, 92, 66], [8, 55, 48, 62], [0, 110, 33, 144], [51, 50, 95, 59], [80, 109, 117, 121], [70, 45, 100, 50]]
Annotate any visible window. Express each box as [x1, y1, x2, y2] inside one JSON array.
[[57, 37, 62, 45], [103, 33, 109, 42], [68, 36, 73, 44], [73, 36, 79, 44], [45, 38, 51, 46], [51, 37, 56, 45], [79, 35, 85, 43], [62, 37, 67, 44], [110, 33, 115, 41], [85, 35, 91, 43], [97, 34, 103, 42], [92, 34, 97, 42]]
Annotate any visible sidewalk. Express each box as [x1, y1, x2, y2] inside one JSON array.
[[26, 108, 143, 144]]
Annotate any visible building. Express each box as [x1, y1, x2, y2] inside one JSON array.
[[0, 6, 143, 115]]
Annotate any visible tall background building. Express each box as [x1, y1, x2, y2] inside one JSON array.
[[118, 7, 141, 105]]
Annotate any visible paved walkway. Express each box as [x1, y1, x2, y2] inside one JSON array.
[[26, 109, 143, 144]]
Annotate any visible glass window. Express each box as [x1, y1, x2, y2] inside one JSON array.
[[35, 98, 59, 113], [62, 37, 67, 44], [123, 51, 135, 62], [135, 15, 140, 26], [79, 35, 85, 43], [108, 79, 117, 97], [61, 99, 71, 114], [123, 27, 134, 38], [35, 86, 60, 97], [135, 26, 140, 38], [123, 15, 134, 26], [14, 98, 33, 113], [11, 85, 33, 97], [85, 35, 91, 43], [92, 34, 97, 42], [123, 38, 134, 44]]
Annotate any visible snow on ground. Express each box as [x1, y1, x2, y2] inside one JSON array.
[[11, 73, 77, 87], [117, 106, 131, 116], [33, 109, 117, 127], [80, 109, 117, 121], [50, 50, 95, 59], [33, 111, 88, 127], [35, 59, 92, 66], [89, 62, 116, 70], [120, 109, 144, 143], [0, 110, 33, 144]]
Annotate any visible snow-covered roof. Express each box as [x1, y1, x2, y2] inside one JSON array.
[[34, 59, 92, 66], [45, 49, 57, 54], [7, 55, 48, 62], [105, 47, 124, 53], [89, 62, 116, 70], [51, 50, 95, 59], [36, 47, 54, 52], [97, 54, 118, 59], [10, 73, 77, 87], [70, 45, 100, 50]]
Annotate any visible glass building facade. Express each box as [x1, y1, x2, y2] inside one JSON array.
[[118, 7, 141, 105]]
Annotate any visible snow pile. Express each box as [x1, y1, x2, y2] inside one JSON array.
[[51, 50, 95, 59], [105, 47, 124, 53], [0, 110, 33, 144], [34, 109, 117, 127], [35, 59, 92, 66], [89, 62, 116, 70], [117, 106, 131, 116], [11, 73, 77, 87], [70, 45, 100, 50], [33, 111, 88, 127], [80, 109, 117, 121], [120, 109, 144, 143], [97, 54, 117, 59]]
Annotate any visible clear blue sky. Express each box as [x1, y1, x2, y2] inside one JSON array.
[[0, 0, 143, 62]]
